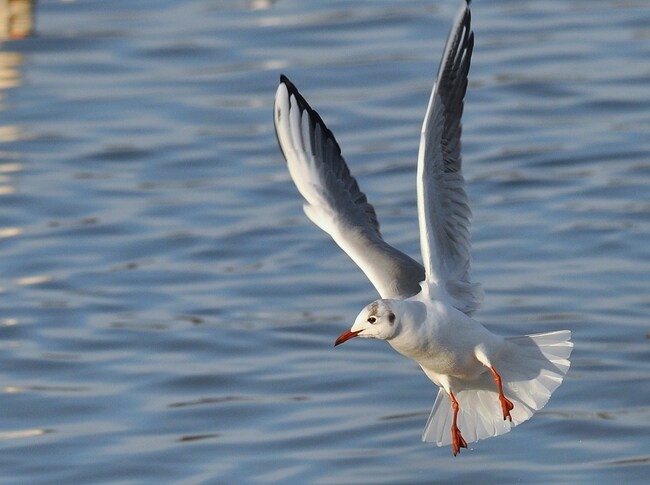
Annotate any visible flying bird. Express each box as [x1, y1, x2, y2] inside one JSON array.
[[273, 1, 572, 455]]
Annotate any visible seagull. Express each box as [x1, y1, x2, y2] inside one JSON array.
[[273, 1, 572, 456]]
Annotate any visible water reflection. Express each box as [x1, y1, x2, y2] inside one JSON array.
[[0, 429, 52, 440], [0, 0, 34, 39], [0, 5, 28, 151], [0, 0, 30, 248], [0, 0, 30, 334], [210, 0, 276, 12], [0, 50, 22, 90], [248, 0, 275, 10]]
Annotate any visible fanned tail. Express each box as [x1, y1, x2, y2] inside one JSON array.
[[422, 330, 573, 446]]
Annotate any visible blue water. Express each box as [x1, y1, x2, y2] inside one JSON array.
[[1, 0, 649, 483]]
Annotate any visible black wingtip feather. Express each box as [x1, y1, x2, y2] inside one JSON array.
[[275, 74, 382, 234], [279, 73, 293, 89], [277, 74, 346, 167]]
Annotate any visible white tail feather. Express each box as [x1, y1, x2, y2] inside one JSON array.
[[422, 330, 573, 446]]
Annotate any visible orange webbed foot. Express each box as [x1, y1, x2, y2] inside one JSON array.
[[449, 391, 468, 456], [489, 366, 514, 421], [451, 423, 468, 456], [499, 394, 514, 421]]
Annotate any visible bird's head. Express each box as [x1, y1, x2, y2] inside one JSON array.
[[335, 299, 399, 346]]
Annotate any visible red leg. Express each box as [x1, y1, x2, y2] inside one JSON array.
[[489, 366, 514, 421], [449, 391, 468, 456]]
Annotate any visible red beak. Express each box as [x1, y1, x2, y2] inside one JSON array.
[[334, 329, 362, 346]]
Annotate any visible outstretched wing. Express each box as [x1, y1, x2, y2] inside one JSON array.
[[274, 75, 424, 300], [416, 3, 483, 314]]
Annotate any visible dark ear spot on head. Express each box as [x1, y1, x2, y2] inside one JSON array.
[[388, 312, 395, 324], [369, 301, 379, 315]]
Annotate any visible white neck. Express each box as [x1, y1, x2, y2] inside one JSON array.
[[386, 300, 431, 360]]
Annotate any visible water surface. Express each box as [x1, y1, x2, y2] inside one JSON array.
[[1, 0, 649, 483]]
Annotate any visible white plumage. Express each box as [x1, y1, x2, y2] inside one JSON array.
[[274, 1, 572, 456]]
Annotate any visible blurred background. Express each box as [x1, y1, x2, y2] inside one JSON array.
[[0, 0, 649, 483]]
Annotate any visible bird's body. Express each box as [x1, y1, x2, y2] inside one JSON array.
[[388, 292, 502, 383], [274, 0, 572, 455]]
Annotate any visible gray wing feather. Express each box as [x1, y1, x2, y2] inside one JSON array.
[[416, 4, 483, 314], [275, 75, 424, 299]]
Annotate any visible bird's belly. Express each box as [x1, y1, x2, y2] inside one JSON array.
[[417, 346, 482, 380], [390, 336, 484, 382]]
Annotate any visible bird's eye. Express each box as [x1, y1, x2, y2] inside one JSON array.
[[367, 316, 377, 324]]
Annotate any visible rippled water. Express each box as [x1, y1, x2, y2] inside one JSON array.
[[1, 0, 649, 483]]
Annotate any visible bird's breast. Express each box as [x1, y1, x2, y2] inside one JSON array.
[[388, 301, 491, 379]]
